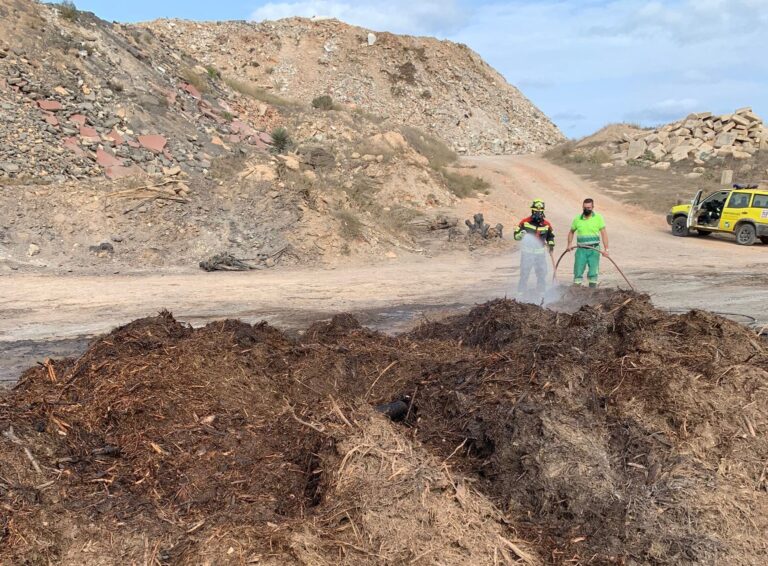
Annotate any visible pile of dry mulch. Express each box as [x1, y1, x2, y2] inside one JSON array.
[[2, 292, 766, 564]]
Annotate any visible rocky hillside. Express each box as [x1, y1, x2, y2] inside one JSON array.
[[140, 17, 564, 155], [0, 0, 283, 183], [545, 110, 768, 216], [572, 108, 767, 168], [0, 0, 514, 274]]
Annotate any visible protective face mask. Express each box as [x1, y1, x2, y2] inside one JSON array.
[[532, 211, 544, 222]]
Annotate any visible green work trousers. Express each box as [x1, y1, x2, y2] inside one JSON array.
[[574, 247, 600, 286]]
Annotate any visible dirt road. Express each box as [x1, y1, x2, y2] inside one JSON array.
[[2, 155, 767, 382]]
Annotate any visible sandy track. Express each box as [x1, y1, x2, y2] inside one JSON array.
[[2, 155, 767, 380]]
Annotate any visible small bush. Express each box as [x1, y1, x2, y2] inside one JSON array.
[[410, 46, 428, 62], [352, 140, 395, 163], [390, 61, 417, 85], [129, 28, 154, 45], [587, 150, 611, 165], [336, 210, 364, 240], [569, 152, 587, 164], [383, 205, 424, 233], [205, 65, 221, 80], [400, 126, 457, 169], [441, 170, 491, 198], [271, 127, 292, 154], [57, 1, 78, 21], [106, 80, 124, 93], [342, 177, 380, 208], [311, 95, 335, 110], [209, 154, 248, 180], [224, 78, 300, 108], [543, 141, 576, 162], [180, 67, 208, 94]]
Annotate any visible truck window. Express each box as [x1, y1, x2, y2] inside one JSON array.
[[727, 192, 750, 209], [702, 191, 729, 204], [752, 194, 768, 208]]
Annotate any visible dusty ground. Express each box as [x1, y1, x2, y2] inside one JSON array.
[[2, 155, 767, 383]]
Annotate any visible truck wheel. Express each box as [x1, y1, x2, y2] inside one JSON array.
[[695, 229, 712, 237], [735, 223, 756, 246], [671, 216, 689, 237]]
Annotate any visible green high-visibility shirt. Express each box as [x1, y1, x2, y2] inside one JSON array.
[[570, 212, 605, 247]]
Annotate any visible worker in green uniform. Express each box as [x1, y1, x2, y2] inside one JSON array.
[[566, 198, 609, 287]]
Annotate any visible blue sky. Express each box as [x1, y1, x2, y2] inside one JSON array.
[[69, 0, 768, 138]]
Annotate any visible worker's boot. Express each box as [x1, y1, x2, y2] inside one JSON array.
[[588, 282, 598, 288]]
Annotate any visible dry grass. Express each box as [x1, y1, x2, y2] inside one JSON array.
[[342, 177, 380, 208], [56, 1, 79, 21], [353, 141, 396, 163], [335, 210, 364, 240], [400, 126, 457, 169], [312, 95, 341, 111], [382, 205, 424, 235], [587, 149, 611, 164], [180, 67, 209, 94], [208, 153, 248, 180], [352, 109, 388, 125], [442, 170, 491, 198], [205, 65, 220, 79], [225, 77, 301, 108]]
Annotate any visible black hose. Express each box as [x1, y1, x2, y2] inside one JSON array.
[[552, 245, 635, 291]]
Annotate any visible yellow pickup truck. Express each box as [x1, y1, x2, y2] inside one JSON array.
[[667, 184, 768, 245]]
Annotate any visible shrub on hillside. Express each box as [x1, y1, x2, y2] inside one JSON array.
[[400, 126, 457, 169], [57, 1, 79, 21], [271, 127, 292, 154], [180, 67, 209, 94], [442, 171, 491, 198], [335, 210, 364, 240], [311, 95, 335, 110]]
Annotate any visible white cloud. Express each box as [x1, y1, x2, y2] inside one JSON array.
[[624, 98, 700, 122], [591, 0, 768, 44], [552, 111, 587, 121], [250, 0, 466, 36], [517, 78, 556, 90]]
